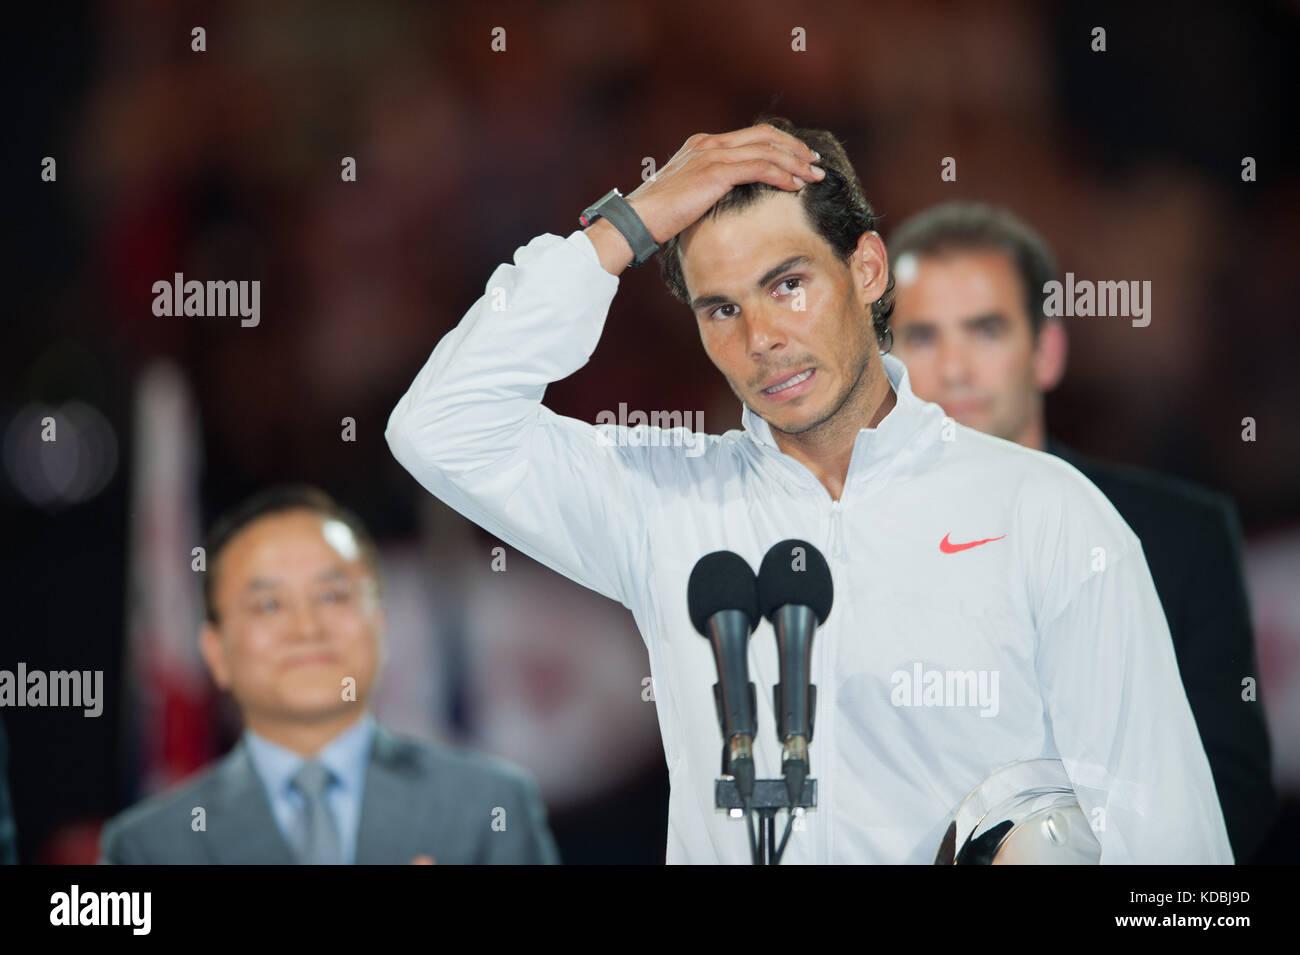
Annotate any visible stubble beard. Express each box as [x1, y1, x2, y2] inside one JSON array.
[[765, 323, 877, 438], [766, 355, 872, 437]]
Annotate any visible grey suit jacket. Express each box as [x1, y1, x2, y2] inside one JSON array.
[[100, 724, 560, 864]]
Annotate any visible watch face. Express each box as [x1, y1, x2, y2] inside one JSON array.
[[581, 191, 618, 226]]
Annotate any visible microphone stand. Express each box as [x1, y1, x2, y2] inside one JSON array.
[[710, 647, 820, 865], [715, 776, 817, 865]]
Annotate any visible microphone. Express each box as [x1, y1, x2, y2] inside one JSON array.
[[757, 539, 833, 809], [687, 551, 760, 804]]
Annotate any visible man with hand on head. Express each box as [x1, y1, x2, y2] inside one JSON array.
[[100, 485, 558, 865], [385, 118, 1231, 863], [886, 200, 1276, 862]]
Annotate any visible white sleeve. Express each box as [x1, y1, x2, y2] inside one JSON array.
[[384, 230, 646, 608], [1034, 539, 1234, 863]]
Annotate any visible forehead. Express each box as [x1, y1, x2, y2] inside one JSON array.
[[892, 247, 1024, 318], [678, 191, 826, 298], [217, 509, 365, 585]]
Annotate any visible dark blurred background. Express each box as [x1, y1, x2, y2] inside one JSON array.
[[4, 0, 1298, 864]]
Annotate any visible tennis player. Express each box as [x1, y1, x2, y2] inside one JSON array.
[[385, 117, 1231, 864]]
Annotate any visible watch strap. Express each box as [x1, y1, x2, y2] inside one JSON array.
[[580, 188, 660, 267]]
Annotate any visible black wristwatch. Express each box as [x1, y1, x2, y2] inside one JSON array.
[[579, 188, 660, 267]]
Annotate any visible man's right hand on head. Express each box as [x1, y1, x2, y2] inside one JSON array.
[[586, 123, 825, 274]]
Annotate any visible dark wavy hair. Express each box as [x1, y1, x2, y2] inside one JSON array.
[[656, 115, 894, 348], [887, 201, 1059, 336]]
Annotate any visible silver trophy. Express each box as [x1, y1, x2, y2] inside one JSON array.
[[934, 758, 1101, 864]]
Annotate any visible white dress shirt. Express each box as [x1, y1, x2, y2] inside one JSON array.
[[384, 228, 1232, 864]]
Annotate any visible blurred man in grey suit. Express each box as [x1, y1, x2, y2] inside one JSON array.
[[100, 485, 559, 864]]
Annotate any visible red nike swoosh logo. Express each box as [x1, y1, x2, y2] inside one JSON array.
[[939, 533, 1006, 554]]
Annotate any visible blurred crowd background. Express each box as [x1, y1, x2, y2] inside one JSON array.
[[5, 0, 1299, 864]]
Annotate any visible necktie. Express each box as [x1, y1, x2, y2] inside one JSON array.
[[290, 761, 341, 865]]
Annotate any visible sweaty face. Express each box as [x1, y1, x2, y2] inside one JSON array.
[[889, 249, 1040, 443], [678, 191, 885, 436], [202, 510, 384, 725]]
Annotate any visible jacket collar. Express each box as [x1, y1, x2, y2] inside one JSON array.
[[205, 720, 428, 864], [740, 352, 944, 491], [206, 741, 298, 864], [353, 725, 430, 864]]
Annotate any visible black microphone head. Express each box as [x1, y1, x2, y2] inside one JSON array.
[[757, 539, 834, 624], [687, 551, 760, 636]]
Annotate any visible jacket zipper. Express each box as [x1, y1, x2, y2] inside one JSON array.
[[823, 493, 847, 861], [828, 498, 845, 560]]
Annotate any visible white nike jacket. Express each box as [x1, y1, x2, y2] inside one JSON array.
[[385, 229, 1233, 864]]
